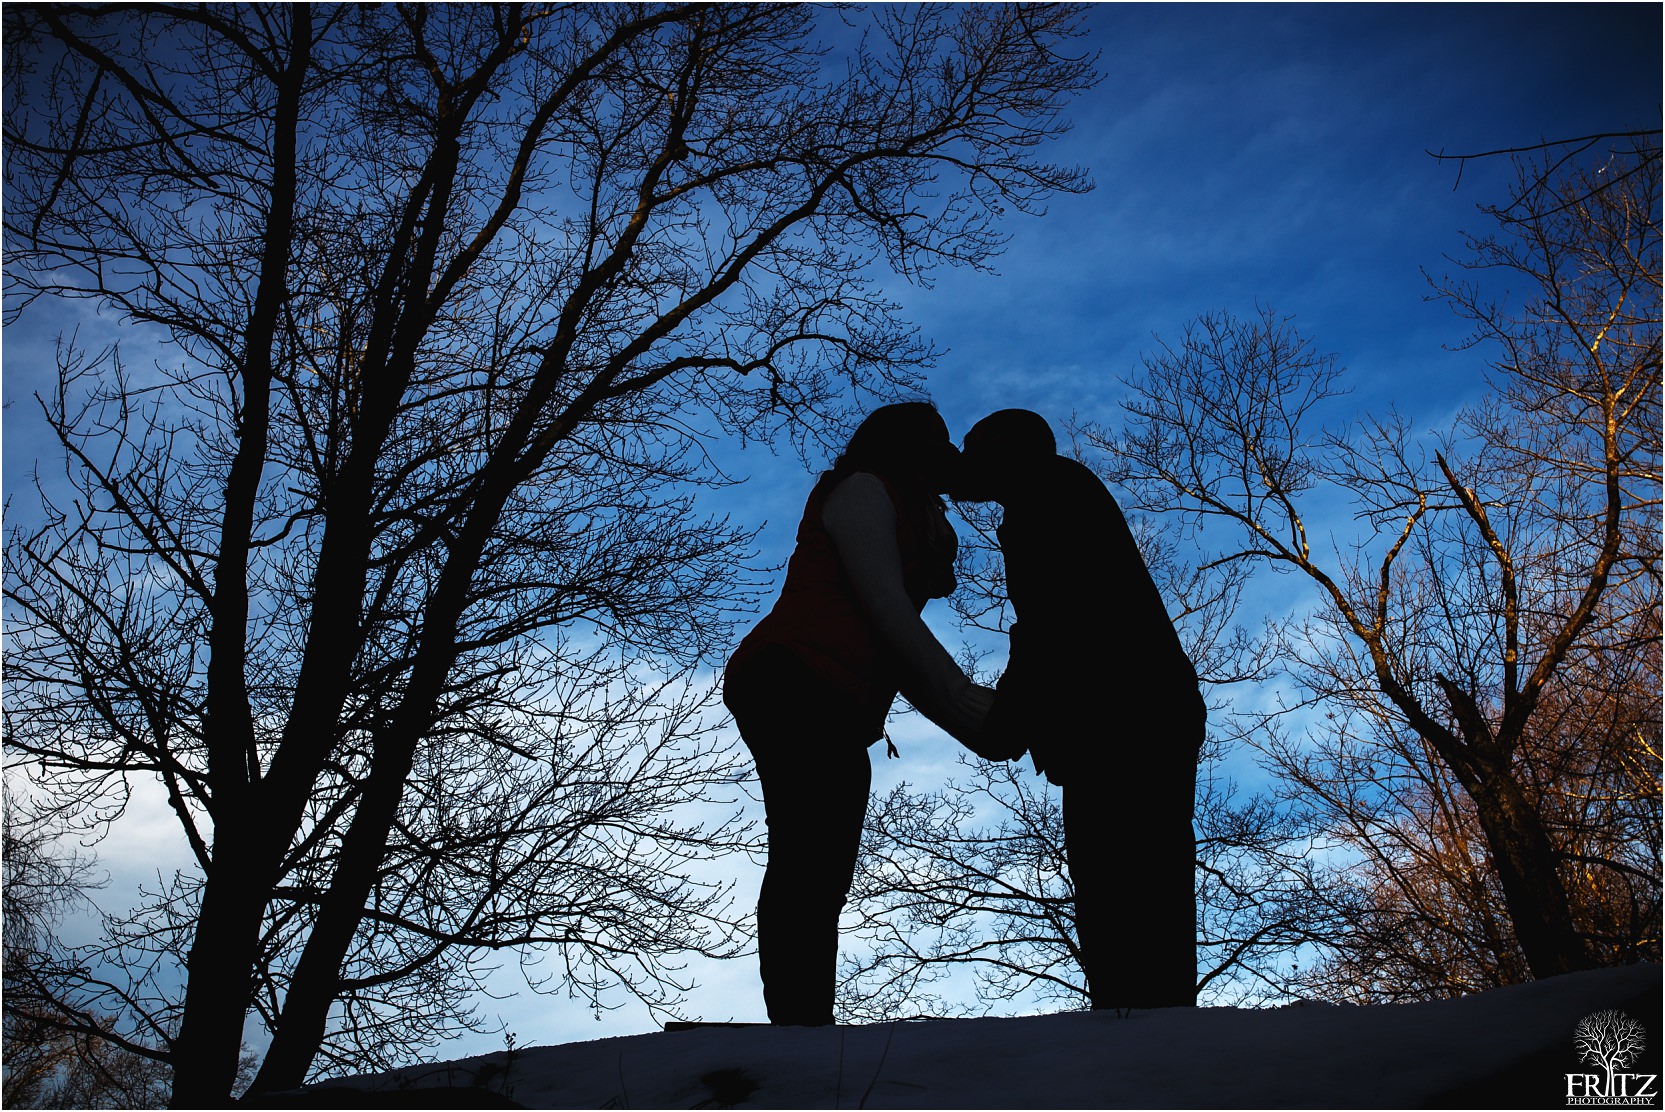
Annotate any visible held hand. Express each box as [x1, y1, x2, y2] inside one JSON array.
[[959, 684, 1027, 762], [964, 731, 1028, 763], [931, 681, 994, 751], [961, 682, 995, 722]]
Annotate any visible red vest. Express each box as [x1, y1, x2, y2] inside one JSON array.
[[727, 472, 956, 736]]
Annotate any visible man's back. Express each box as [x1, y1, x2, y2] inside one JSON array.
[[996, 455, 1195, 691]]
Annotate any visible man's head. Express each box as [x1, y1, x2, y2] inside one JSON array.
[[955, 409, 1057, 504]]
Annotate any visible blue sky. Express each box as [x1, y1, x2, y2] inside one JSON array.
[[912, 2, 1658, 431], [714, 0, 1664, 749], [3, 0, 1660, 1069], [720, 1, 1661, 556]]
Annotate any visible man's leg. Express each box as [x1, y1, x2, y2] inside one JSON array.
[[1063, 746, 1198, 1009]]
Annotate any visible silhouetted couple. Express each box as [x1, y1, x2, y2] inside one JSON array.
[[724, 403, 1204, 1026]]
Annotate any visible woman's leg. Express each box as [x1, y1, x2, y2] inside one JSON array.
[[727, 650, 874, 1025], [749, 731, 871, 1025]]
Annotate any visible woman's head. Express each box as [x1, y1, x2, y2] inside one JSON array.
[[831, 401, 960, 493]]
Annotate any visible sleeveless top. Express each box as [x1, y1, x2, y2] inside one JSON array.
[[726, 471, 957, 739]]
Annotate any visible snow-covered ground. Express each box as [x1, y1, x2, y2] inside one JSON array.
[[268, 964, 1661, 1109]]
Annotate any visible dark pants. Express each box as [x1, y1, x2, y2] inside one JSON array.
[[1063, 745, 1199, 1009], [725, 648, 875, 1026], [991, 643, 1204, 1009]]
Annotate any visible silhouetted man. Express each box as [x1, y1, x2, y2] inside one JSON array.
[[956, 409, 1204, 1009]]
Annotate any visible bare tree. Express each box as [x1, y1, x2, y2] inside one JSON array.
[[2, 3, 1098, 1103], [1, 787, 214, 1108], [1271, 598, 1661, 1001], [1574, 1008, 1649, 1095], [1094, 133, 1661, 995], [839, 752, 1347, 1017], [840, 760, 1079, 1020]]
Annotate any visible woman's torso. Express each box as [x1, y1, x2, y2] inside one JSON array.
[[726, 471, 956, 738]]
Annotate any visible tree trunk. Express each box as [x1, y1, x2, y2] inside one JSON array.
[[168, 816, 277, 1107], [172, 11, 313, 1104], [250, 473, 510, 1092], [247, 732, 421, 1094], [1467, 770, 1592, 979]]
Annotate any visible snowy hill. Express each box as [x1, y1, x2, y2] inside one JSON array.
[[260, 964, 1660, 1109]]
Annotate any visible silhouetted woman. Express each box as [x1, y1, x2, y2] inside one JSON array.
[[724, 402, 992, 1026]]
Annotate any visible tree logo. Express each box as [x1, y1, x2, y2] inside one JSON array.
[[1567, 1010, 1658, 1107]]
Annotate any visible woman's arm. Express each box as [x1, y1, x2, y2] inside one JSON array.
[[821, 472, 993, 743]]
